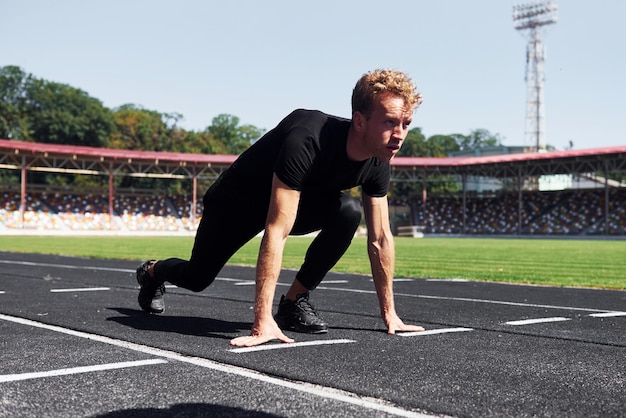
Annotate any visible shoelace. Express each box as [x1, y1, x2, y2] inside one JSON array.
[[154, 283, 166, 297], [139, 262, 166, 297], [295, 296, 319, 316]]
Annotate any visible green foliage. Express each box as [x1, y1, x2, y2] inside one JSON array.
[[457, 129, 503, 151], [397, 127, 427, 157], [0, 66, 115, 146], [0, 66, 32, 140], [207, 114, 264, 154], [25, 79, 115, 147], [110, 104, 169, 151], [178, 130, 228, 154], [426, 134, 461, 156]]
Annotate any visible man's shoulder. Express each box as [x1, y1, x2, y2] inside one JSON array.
[[284, 109, 349, 125]]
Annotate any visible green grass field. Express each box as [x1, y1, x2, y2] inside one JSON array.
[[0, 235, 624, 290]]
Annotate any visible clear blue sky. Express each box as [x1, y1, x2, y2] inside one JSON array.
[[2, 0, 624, 150]]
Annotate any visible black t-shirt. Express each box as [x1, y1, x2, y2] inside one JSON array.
[[206, 109, 390, 207]]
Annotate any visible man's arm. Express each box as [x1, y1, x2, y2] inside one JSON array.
[[229, 175, 300, 347], [362, 194, 425, 334]]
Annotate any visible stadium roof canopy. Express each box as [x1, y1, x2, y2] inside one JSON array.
[[1, 139, 625, 182]]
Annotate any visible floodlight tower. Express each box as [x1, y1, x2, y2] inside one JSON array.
[[513, 1, 558, 152]]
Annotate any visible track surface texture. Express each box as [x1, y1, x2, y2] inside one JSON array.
[[1, 251, 624, 417]]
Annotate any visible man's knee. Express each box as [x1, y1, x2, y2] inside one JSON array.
[[185, 278, 215, 293], [339, 196, 362, 228], [154, 258, 216, 292]]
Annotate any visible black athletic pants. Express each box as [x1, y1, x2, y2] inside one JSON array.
[[153, 190, 362, 292]]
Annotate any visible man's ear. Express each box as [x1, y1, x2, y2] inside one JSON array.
[[353, 111, 366, 132]]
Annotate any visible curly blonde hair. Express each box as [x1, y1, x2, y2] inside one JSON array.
[[351, 69, 422, 117]]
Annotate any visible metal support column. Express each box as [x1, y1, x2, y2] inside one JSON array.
[[20, 158, 27, 228], [108, 163, 114, 218]]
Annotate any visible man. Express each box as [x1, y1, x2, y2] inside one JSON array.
[[136, 69, 425, 347]]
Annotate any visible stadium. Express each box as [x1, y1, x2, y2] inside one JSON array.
[[1, 138, 625, 418], [1, 138, 625, 237]]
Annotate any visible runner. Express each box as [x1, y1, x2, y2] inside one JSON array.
[[136, 69, 426, 347]]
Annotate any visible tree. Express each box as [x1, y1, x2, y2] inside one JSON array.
[[456, 129, 502, 151], [25, 78, 114, 147], [426, 134, 460, 156], [398, 127, 427, 157], [0, 66, 33, 140], [109, 104, 170, 151], [172, 130, 228, 155], [237, 123, 265, 150], [207, 114, 264, 154]]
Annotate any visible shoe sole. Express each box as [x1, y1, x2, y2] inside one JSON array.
[[276, 320, 328, 334], [138, 297, 165, 314]]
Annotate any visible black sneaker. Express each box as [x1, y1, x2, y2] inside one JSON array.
[[136, 260, 165, 314], [274, 292, 328, 334]]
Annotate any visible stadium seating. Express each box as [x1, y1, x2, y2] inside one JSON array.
[[409, 188, 625, 236], [1, 188, 624, 235]]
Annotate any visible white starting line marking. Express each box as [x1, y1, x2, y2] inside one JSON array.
[[229, 339, 356, 354], [0, 314, 429, 417], [589, 311, 626, 318], [50, 287, 110, 293], [232, 279, 350, 286], [0, 359, 167, 383], [397, 327, 474, 337], [505, 317, 570, 326]]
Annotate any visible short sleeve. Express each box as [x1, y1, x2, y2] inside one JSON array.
[[361, 162, 390, 197], [273, 127, 318, 191]]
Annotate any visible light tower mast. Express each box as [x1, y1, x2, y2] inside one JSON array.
[[513, 1, 557, 152]]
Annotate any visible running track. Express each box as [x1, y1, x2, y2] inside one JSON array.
[[1, 251, 624, 417]]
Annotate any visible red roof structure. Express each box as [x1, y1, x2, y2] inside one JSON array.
[[2, 138, 625, 180], [2, 139, 624, 235]]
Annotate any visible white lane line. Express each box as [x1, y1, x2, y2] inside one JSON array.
[[589, 312, 626, 318], [397, 327, 474, 337], [218, 278, 348, 286], [0, 359, 167, 383], [50, 287, 110, 293], [319, 280, 349, 284], [0, 291, 5, 294], [229, 339, 356, 354], [215, 277, 247, 282], [0, 259, 132, 273], [426, 278, 470, 283], [316, 285, 613, 314], [2, 259, 618, 317], [0, 314, 430, 417], [505, 317, 570, 326]]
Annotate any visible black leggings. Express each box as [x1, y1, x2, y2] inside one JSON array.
[[153, 191, 362, 292]]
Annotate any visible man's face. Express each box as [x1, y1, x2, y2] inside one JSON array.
[[360, 93, 413, 162]]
